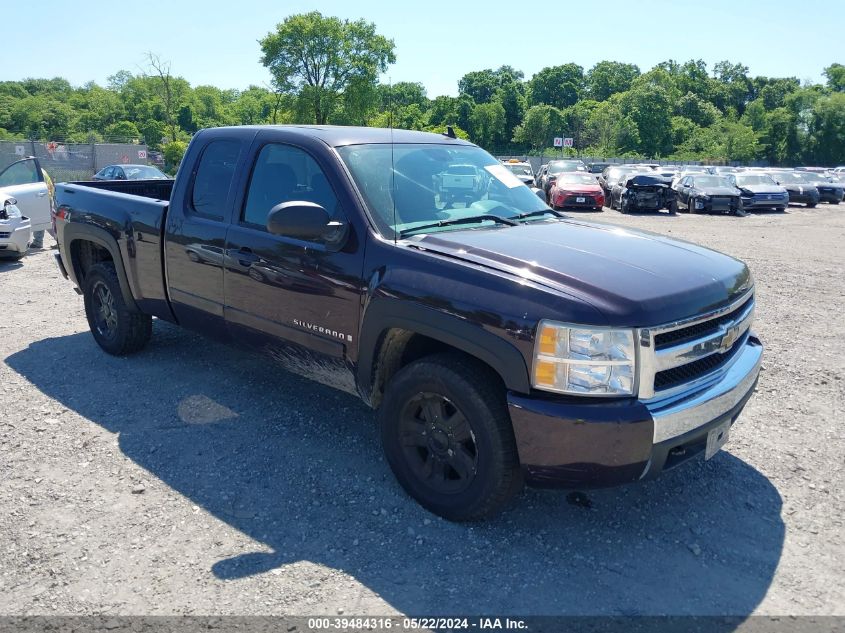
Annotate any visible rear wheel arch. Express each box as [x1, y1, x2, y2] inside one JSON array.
[[64, 224, 140, 312]]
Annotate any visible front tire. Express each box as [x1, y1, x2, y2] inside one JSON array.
[[83, 262, 152, 356], [807, 202, 817, 208], [379, 353, 522, 521]]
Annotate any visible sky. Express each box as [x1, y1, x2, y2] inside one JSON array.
[[2, 0, 841, 96]]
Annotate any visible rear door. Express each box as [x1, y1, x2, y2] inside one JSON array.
[[0, 158, 50, 231], [163, 136, 248, 340], [223, 131, 364, 373]]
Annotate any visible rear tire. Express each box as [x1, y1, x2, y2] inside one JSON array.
[[83, 262, 152, 356], [379, 353, 522, 522], [807, 202, 817, 208]]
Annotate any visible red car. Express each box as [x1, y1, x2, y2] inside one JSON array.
[[549, 173, 605, 211]]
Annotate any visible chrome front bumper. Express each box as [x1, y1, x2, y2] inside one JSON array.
[[647, 335, 763, 444]]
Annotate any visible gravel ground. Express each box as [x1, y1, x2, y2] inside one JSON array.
[[0, 204, 843, 617]]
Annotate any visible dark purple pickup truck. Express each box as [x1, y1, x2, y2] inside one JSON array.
[[54, 125, 762, 521]]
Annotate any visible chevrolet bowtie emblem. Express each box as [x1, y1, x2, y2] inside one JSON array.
[[720, 323, 741, 353]]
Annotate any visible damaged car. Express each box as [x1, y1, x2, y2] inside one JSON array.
[[765, 171, 820, 208], [0, 195, 31, 260], [613, 173, 673, 214], [726, 173, 789, 212], [795, 172, 843, 204], [671, 175, 744, 216]]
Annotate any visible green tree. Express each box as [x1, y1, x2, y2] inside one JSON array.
[[163, 140, 188, 172], [584, 98, 639, 155], [512, 104, 552, 151], [823, 63, 845, 92], [469, 101, 506, 149], [806, 93, 845, 164], [620, 84, 673, 157], [495, 78, 526, 148], [712, 61, 752, 114], [586, 61, 640, 101], [677, 92, 721, 127], [104, 120, 141, 141], [378, 82, 428, 110], [458, 70, 500, 103], [528, 64, 583, 109], [260, 11, 395, 124], [458, 66, 523, 104], [145, 53, 189, 142]]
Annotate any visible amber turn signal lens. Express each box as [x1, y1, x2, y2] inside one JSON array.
[[533, 360, 557, 386], [537, 325, 558, 356]]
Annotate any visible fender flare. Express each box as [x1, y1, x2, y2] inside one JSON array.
[[63, 222, 140, 312], [357, 299, 531, 399]]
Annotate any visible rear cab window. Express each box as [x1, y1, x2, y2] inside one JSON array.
[[190, 139, 243, 221]]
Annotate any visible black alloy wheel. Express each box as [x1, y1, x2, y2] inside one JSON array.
[[398, 392, 478, 495], [91, 281, 119, 341]]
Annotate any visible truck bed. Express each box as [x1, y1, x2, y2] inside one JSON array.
[[69, 178, 174, 201], [56, 180, 172, 318]]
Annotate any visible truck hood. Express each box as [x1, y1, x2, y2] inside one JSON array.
[[409, 219, 752, 326]]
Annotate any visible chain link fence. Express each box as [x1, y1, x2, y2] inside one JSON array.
[[0, 140, 149, 182]]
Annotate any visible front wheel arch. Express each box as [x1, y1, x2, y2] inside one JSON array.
[[358, 302, 531, 408]]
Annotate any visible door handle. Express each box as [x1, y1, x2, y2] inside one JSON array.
[[37, 191, 48, 197]]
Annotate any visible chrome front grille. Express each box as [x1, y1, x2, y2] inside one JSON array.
[[638, 291, 755, 401]]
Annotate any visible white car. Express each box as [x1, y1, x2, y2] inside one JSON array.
[[0, 157, 52, 258], [0, 157, 52, 259], [0, 196, 31, 259]]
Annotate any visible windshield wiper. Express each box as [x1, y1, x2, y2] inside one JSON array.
[[513, 208, 564, 221], [399, 214, 518, 238]]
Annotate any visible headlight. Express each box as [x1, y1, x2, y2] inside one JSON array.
[[1, 202, 22, 220], [532, 321, 637, 396]]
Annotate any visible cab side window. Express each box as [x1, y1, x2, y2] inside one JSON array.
[[0, 159, 41, 187], [191, 139, 242, 221], [242, 143, 340, 229]]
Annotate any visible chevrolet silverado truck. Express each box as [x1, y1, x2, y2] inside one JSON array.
[[53, 125, 763, 521]]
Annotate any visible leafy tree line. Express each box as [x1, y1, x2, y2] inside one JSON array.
[[1, 11, 843, 166]]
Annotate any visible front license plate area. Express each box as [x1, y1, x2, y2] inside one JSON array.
[[705, 421, 731, 460]]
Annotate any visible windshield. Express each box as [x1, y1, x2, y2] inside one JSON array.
[[557, 173, 598, 185], [797, 172, 830, 183], [735, 175, 776, 187], [773, 172, 804, 184], [692, 176, 732, 188], [124, 165, 167, 179], [504, 163, 533, 176], [548, 161, 585, 174], [337, 143, 550, 237]]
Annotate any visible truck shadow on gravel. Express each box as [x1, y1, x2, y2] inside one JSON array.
[[7, 323, 785, 617]]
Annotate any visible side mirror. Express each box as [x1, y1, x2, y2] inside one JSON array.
[[266, 201, 344, 243], [3, 197, 17, 206]]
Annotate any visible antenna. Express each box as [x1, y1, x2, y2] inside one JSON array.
[[444, 125, 457, 139], [389, 77, 397, 243]]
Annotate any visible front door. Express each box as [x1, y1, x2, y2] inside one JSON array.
[[0, 158, 50, 231], [223, 136, 363, 389]]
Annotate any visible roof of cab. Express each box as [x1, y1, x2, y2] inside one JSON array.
[[203, 124, 475, 147]]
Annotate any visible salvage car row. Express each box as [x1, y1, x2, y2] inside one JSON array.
[[500, 158, 845, 216]]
